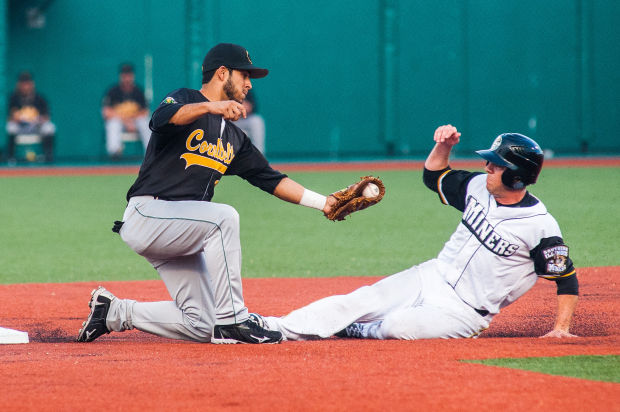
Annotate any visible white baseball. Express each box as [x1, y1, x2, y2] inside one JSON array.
[[362, 183, 380, 198]]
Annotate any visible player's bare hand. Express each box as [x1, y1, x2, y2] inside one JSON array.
[[323, 194, 337, 216], [207, 100, 247, 121], [322, 180, 360, 217], [539, 329, 578, 338], [433, 124, 461, 146]]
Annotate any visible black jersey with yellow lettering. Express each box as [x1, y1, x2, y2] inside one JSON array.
[[126, 88, 286, 201]]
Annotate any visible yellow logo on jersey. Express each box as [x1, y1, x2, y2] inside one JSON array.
[[180, 129, 235, 172]]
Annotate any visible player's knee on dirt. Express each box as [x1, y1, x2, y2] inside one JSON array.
[[175, 310, 212, 342], [172, 296, 215, 341], [182, 324, 212, 343]]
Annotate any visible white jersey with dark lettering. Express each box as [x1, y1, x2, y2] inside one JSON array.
[[436, 172, 569, 315], [263, 167, 577, 341]]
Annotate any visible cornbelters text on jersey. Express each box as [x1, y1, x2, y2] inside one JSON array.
[[180, 129, 235, 173], [462, 195, 519, 256]]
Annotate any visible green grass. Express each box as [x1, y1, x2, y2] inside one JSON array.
[[464, 355, 620, 383], [1, 167, 619, 284]]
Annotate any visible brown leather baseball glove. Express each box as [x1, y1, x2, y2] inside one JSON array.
[[325, 176, 385, 221]]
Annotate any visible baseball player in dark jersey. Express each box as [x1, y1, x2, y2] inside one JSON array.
[[263, 125, 579, 341], [77, 43, 338, 344]]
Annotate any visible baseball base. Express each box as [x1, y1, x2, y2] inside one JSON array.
[[0, 327, 29, 344]]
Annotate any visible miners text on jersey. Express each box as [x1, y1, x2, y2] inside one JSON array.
[[461, 195, 519, 257]]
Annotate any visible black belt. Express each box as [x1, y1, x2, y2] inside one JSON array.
[[475, 308, 489, 317]]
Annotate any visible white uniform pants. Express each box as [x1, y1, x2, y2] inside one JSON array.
[[7, 120, 56, 136], [265, 259, 491, 340], [106, 196, 249, 342], [105, 115, 151, 155]]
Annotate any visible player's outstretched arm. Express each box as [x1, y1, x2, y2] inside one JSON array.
[[540, 294, 579, 338], [272, 177, 344, 217], [272, 176, 384, 221], [272, 177, 333, 213], [425, 124, 461, 171], [272, 177, 305, 204]]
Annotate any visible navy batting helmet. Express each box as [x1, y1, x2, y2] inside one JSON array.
[[476, 133, 544, 189]]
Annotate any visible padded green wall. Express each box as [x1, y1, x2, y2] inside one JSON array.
[[4, 0, 620, 161]]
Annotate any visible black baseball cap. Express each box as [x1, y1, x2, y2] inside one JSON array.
[[119, 63, 135, 74], [202, 43, 268, 79]]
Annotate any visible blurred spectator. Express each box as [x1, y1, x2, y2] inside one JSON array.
[[102, 63, 150, 158], [234, 90, 266, 154], [6, 71, 56, 163]]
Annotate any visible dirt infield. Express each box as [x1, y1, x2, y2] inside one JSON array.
[[1, 156, 619, 177], [0, 267, 618, 411]]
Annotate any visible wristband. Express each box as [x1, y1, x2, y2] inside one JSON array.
[[299, 189, 327, 211]]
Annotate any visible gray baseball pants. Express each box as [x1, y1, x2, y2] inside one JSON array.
[[106, 196, 249, 342]]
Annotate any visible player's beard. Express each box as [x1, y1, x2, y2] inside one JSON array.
[[223, 77, 244, 103]]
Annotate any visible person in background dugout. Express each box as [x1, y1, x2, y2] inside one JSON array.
[[6, 71, 56, 163], [233, 89, 266, 154], [102, 63, 151, 158]]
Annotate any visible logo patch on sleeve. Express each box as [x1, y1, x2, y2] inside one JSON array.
[[162, 96, 177, 104], [543, 245, 569, 274]]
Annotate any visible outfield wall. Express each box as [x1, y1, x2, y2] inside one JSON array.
[[3, 0, 620, 161]]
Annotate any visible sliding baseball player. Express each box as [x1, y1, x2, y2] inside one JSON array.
[[263, 125, 579, 340]]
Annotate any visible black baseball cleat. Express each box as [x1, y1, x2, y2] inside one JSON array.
[[335, 321, 382, 339], [335, 323, 364, 338], [211, 314, 282, 344], [248, 312, 265, 328], [76, 286, 115, 342]]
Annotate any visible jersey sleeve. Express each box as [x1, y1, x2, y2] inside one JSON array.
[[555, 274, 579, 295], [226, 133, 287, 193], [529, 236, 578, 295], [150, 89, 187, 131], [423, 167, 482, 212]]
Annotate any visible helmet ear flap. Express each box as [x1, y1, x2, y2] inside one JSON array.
[[511, 179, 525, 190], [501, 169, 524, 189]]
